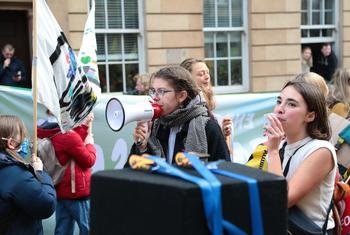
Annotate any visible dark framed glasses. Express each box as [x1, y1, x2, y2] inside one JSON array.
[[148, 88, 174, 98]]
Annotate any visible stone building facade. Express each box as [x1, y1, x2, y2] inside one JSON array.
[[0, 0, 349, 93]]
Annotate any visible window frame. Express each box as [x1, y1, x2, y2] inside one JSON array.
[[93, 0, 145, 93], [203, 0, 249, 94], [300, 0, 339, 44]]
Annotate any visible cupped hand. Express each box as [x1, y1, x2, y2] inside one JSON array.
[[30, 154, 43, 171], [221, 116, 232, 137], [133, 121, 151, 150], [265, 114, 285, 152]]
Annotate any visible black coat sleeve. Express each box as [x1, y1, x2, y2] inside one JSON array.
[[327, 53, 338, 79], [205, 119, 231, 161], [127, 119, 230, 167]]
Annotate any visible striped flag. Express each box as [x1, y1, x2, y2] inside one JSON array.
[[36, 0, 100, 131]]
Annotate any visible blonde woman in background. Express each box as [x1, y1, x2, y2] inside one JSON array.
[[295, 72, 329, 97], [180, 58, 234, 161], [127, 73, 150, 95], [327, 68, 350, 118], [134, 73, 150, 95]]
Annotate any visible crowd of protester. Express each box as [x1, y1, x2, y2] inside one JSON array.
[[1, 41, 349, 234]]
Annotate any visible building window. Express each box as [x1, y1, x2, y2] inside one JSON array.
[[95, 0, 144, 93], [301, 0, 337, 43], [203, 0, 248, 93]]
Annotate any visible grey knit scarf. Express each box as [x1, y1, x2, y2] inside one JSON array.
[[148, 98, 210, 160]]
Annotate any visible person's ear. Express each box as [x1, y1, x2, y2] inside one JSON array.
[[305, 111, 315, 123], [176, 90, 188, 104], [5, 138, 16, 150]]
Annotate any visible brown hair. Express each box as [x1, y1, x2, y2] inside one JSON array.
[[282, 80, 330, 140], [150, 66, 199, 106]]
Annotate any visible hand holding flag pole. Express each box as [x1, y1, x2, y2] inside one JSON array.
[[32, 0, 38, 161]]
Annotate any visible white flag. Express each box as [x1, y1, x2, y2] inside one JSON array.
[[36, 0, 100, 131]]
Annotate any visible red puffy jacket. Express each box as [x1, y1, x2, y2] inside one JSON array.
[[37, 125, 96, 199]]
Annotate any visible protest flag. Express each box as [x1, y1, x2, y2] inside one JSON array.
[[35, 0, 100, 132]]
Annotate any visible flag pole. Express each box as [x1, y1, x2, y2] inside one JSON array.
[[32, 0, 38, 157]]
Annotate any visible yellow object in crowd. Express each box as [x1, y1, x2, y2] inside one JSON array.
[[129, 155, 154, 170], [245, 143, 268, 171], [331, 102, 350, 118]]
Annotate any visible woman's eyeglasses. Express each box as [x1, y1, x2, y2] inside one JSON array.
[[149, 88, 174, 98]]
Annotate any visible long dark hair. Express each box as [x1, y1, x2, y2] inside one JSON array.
[[282, 80, 331, 140]]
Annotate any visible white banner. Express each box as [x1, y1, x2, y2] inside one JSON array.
[[0, 85, 278, 171]]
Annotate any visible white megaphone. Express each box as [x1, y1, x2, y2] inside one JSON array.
[[105, 97, 162, 131]]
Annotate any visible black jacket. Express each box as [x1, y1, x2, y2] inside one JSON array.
[[128, 118, 230, 166], [0, 55, 26, 86], [312, 52, 338, 82]]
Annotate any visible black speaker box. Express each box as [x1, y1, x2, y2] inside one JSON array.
[[90, 162, 287, 235]]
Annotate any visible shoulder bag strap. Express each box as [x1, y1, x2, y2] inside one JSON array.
[[322, 199, 333, 233], [280, 141, 333, 233], [279, 142, 287, 162], [282, 142, 309, 177]]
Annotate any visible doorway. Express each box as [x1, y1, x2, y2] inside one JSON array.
[[0, 10, 31, 88]]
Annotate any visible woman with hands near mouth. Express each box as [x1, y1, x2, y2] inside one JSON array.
[[128, 66, 230, 165], [265, 79, 336, 233]]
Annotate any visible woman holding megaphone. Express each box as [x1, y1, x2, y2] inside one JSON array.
[[129, 66, 230, 164]]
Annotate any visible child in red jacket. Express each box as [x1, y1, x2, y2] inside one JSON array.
[[38, 111, 96, 235]]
